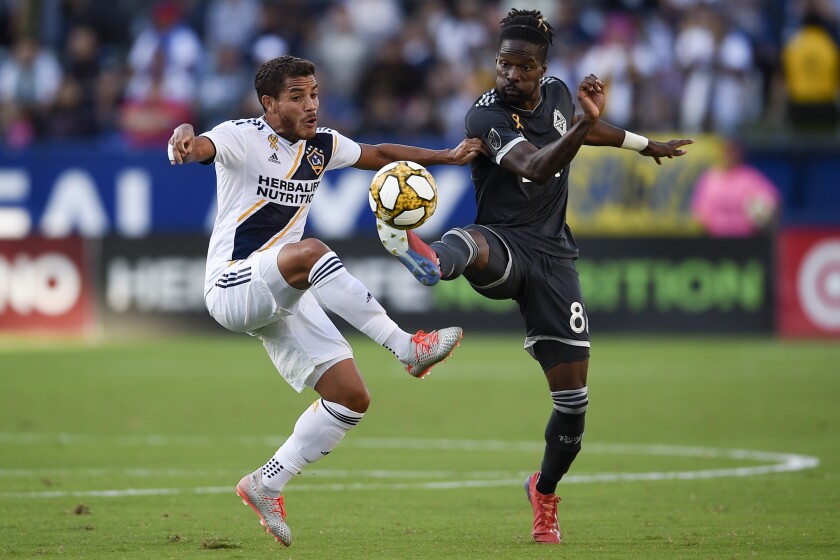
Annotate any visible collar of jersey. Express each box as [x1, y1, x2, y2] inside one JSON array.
[[504, 84, 545, 115]]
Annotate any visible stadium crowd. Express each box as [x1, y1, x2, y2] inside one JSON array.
[[0, 0, 838, 149]]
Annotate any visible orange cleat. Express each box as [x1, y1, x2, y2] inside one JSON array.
[[524, 471, 561, 544]]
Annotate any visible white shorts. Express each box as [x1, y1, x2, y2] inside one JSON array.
[[205, 246, 353, 392]]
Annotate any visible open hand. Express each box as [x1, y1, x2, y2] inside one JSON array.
[[641, 138, 694, 165]]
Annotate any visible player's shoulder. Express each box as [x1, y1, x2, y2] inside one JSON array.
[[541, 76, 573, 104], [471, 87, 502, 110], [228, 117, 268, 131], [541, 76, 570, 93], [313, 126, 352, 149]]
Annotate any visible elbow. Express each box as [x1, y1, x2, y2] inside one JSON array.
[[528, 171, 556, 184]]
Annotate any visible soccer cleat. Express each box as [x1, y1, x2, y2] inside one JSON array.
[[376, 219, 441, 286], [400, 327, 463, 378], [524, 471, 561, 544], [236, 470, 292, 547]]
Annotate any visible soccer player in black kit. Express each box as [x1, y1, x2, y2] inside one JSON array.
[[377, 9, 693, 544]]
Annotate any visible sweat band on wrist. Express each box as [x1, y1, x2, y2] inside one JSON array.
[[621, 131, 649, 152]]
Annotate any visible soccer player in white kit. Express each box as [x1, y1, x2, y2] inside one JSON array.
[[168, 55, 486, 547]]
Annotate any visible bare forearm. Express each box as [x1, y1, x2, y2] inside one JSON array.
[[583, 120, 628, 147], [356, 143, 454, 171], [521, 117, 595, 183]]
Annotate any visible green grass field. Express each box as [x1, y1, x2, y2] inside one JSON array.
[[1, 334, 838, 559]]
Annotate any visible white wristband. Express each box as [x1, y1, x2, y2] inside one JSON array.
[[621, 131, 649, 152]]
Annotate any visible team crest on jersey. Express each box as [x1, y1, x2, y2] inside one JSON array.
[[553, 110, 566, 135], [487, 128, 502, 151], [267, 134, 280, 150], [306, 146, 325, 175]]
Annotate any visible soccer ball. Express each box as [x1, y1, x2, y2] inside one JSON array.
[[368, 161, 437, 229]]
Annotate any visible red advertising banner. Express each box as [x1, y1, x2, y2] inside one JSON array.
[[778, 228, 840, 337], [0, 237, 94, 334]]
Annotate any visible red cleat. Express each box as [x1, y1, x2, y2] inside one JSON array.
[[524, 471, 561, 544]]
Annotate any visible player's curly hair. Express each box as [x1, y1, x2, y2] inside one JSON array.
[[498, 9, 554, 61], [254, 55, 316, 110]]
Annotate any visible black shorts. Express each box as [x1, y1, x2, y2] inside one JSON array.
[[464, 225, 590, 370]]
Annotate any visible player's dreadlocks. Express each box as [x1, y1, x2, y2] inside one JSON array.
[[498, 9, 554, 62]]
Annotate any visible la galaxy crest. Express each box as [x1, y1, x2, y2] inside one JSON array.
[[306, 146, 325, 175], [553, 109, 566, 135]]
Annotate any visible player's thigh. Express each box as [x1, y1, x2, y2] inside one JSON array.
[[257, 292, 354, 393], [205, 245, 305, 333], [521, 256, 591, 370]]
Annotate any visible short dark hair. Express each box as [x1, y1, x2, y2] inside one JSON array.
[[498, 9, 554, 62], [254, 55, 316, 110]]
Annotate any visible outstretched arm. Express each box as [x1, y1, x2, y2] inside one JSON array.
[[582, 119, 693, 165], [168, 124, 216, 165], [354, 137, 487, 171], [499, 74, 605, 183]]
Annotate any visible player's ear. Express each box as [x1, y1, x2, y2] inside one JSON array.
[[261, 94, 278, 113]]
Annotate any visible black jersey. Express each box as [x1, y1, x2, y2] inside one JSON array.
[[465, 77, 578, 258]]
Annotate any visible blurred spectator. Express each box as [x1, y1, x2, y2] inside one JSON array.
[[691, 138, 781, 236], [0, 35, 63, 146], [126, 0, 201, 104], [346, 0, 403, 45], [203, 0, 260, 51], [0, 35, 62, 110], [197, 43, 249, 130], [576, 12, 659, 129], [432, 0, 489, 66], [93, 65, 126, 140], [310, 3, 368, 101], [675, 6, 758, 134], [781, 1, 840, 130], [120, 49, 194, 148], [43, 75, 97, 139]]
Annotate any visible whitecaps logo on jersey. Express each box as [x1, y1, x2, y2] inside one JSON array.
[[487, 128, 502, 151], [306, 146, 325, 175], [554, 109, 566, 135]]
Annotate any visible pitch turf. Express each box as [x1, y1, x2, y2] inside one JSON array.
[[1, 334, 838, 559]]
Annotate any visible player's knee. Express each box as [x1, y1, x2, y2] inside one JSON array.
[[295, 238, 331, 270], [341, 387, 371, 414], [277, 238, 331, 286]]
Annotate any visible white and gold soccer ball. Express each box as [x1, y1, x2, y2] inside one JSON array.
[[368, 161, 438, 230]]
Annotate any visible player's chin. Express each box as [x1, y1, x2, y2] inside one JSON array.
[[299, 123, 318, 139], [500, 88, 523, 103]]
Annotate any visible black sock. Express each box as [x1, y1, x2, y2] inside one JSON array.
[[536, 409, 586, 495], [430, 228, 478, 280]]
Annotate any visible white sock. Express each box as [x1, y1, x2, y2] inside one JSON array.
[[308, 252, 411, 351], [261, 398, 364, 492]]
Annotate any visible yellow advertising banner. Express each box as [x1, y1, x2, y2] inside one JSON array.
[[568, 134, 723, 235]]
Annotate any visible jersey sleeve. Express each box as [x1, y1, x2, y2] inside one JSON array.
[[324, 129, 363, 171], [201, 121, 246, 168], [465, 105, 526, 165]]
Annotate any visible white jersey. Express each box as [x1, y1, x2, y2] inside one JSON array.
[[201, 116, 362, 295]]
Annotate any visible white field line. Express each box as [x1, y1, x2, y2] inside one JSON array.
[[0, 433, 819, 499]]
